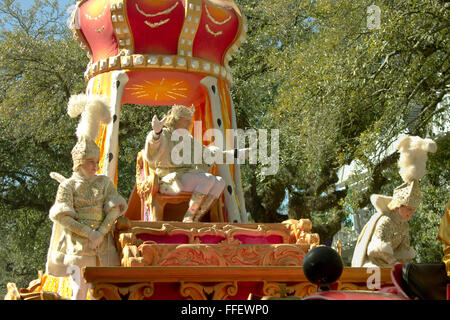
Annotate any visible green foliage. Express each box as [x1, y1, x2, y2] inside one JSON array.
[[0, 205, 52, 297], [233, 0, 449, 244], [0, 0, 448, 297]]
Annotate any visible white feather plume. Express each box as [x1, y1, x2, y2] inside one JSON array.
[[395, 134, 437, 182], [68, 94, 112, 141], [67, 94, 88, 118]]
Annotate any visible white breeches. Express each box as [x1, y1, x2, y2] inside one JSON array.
[[179, 172, 226, 198]]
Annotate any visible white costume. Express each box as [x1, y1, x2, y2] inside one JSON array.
[[144, 105, 248, 222], [45, 94, 127, 299], [351, 195, 416, 267], [144, 127, 225, 198], [351, 135, 437, 268]]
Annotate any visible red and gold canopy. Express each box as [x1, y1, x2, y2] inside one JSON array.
[[73, 0, 246, 106]]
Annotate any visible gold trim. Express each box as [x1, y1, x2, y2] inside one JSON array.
[[220, 0, 247, 68], [135, 2, 179, 18], [205, 4, 231, 25], [144, 18, 170, 28], [205, 23, 222, 37], [84, 54, 232, 85], [110, 0, 134, 54], [84, 3, 108, 21], [177, 0, 203, 58], [95, 26, 105, 33], [72, 1, 92, 59]]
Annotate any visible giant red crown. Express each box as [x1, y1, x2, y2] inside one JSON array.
[[72, 0, 247, 84]]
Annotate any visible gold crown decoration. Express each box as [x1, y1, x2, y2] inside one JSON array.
[[387, 179, 422, 210], [71, 0, 248, 86], [67, 94, 112, 171]]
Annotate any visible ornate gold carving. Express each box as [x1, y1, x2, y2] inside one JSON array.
[[263, 281, 317, 298], [82, 266, 395, 300], [337, 281, 371, 291], [282, 218, 320, 248], [180, 281, 238, 300], [125, 243, 307, 267], [117, 221, 293, 249], [92, 283, 154, 300], [4, 271, 67, 300], [121, 244, 145, 267], [118, 232, 137, 247]]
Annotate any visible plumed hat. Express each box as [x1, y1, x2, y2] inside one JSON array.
[[68, 94, 111, 171], [386, 134, 437, 210], [387, 179, 422, 210]]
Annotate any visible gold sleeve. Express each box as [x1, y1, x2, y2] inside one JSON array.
[[50, 180, 93, 238], [367, 216, 396, 266], [98, 177, 127, 235], [56, 215, 92, 238], [98, 207, 121, 236]]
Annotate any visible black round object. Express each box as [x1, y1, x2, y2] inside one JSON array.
[[302, 246, 343, 289]]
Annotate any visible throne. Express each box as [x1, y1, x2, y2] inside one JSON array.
[[134, 150, 222, 222]]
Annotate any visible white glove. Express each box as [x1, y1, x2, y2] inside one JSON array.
[[151, 115, 166, 134], [88, 230, 104, 250]]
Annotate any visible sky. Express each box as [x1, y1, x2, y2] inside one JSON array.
[[17, 0, 74, 10]]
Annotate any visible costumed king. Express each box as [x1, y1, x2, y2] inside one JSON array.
[[144, 104, 251, 223]]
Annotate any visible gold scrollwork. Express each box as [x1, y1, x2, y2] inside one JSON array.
[[92, 283, 155, 300], [179, 281, 238, 300], [262, 281, 317, 298]]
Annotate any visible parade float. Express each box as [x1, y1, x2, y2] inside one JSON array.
[[4, 0, 449, 301]]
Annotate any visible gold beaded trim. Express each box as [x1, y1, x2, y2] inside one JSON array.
[[72, 0, 246, 85], [177, 0, 203, 58], [110, 0, 134, 53], [221, 1, 247, 69], [86, 53, 233, 84], [72, 0, 92, 59]]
